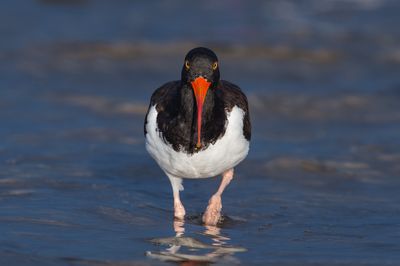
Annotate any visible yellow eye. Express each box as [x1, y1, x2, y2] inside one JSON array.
[[212, 62, 218, 70], [185, 60, 190, 70]]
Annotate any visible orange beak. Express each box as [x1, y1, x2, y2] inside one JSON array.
[[191, 76, 211, 149]]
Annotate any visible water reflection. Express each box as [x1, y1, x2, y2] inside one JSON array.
[[147, 218, 246, 264]]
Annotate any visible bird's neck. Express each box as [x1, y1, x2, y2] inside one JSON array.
[[174, 81, 225, 152], [179, 83, 215, 123]]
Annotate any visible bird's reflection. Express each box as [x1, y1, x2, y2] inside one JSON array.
[[203, 224, 230, 247], [173, 219, 185, 237], [147, 218, 246, 264]]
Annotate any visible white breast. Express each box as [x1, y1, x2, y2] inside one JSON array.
[[145, 105, 250, 179]]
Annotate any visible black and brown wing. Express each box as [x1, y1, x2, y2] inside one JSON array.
[[217, 80, 251, 141]]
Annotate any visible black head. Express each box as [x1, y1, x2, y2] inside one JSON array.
[[181, 47, 220, 86], [180, 47, 220, 149]]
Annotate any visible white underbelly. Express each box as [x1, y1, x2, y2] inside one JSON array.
[[145, 105, 249, 179]]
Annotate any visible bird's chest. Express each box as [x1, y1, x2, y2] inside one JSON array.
[[156, 105, 226, 154], [145, 105, 249, 178]]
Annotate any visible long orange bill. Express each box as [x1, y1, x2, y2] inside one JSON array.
[[191, 76, 211, 149]]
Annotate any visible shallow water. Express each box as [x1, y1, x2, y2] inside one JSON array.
[[1, 0, 400, 265]]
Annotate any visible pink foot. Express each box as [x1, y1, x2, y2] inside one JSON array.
[[174, 201, 186, 220], [202, 195, 222, 226]]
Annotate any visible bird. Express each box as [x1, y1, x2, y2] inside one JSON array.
[[144, 47, 251, 226]]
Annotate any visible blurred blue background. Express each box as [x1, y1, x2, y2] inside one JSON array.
[[1, 0, 400, 265]]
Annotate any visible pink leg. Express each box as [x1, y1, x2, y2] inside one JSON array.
[[174, 198, 185, 220], [202, 168, 234, 225], [167, 174, 186, 220]]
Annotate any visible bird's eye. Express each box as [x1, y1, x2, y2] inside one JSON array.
[[212, 62, 218, 70], [185, 60, 190, 70]]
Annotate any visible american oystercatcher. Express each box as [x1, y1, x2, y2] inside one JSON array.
[[144, 47, 251, 225]]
